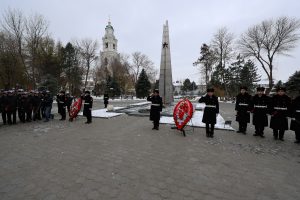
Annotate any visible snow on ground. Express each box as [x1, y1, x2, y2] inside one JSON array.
[[160, 110, 234, 131], [78, 108, 124, 118]]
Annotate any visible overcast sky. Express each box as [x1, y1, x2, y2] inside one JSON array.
[[1, 0, 300, 84]]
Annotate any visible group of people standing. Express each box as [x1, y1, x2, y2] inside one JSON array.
[[0, 89, 53, 125], [147, 87, 300, 144], [235, 86, 300, 143]]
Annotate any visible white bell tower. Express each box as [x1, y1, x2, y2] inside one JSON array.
[[100, 19, 120, 75]]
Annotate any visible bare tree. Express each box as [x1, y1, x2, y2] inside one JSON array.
[[238, 17, 300, 93], [25, 13, 49, 88], [76, 38, 98, 90], [211, 27, 234, 96], [130, 51, 157, 84], [1, 8, 28, 79]]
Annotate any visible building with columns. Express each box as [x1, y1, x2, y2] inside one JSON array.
[[100, 20, 120, 75]]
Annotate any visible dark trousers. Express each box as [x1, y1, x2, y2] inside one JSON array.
[[7, 110, 16, 124], [2, 111, 7, 124], [255, 125, 265, 136], [85, 110, 92, 122], [60, 107, 66, 120], [26, 110, 32, 121], [44, 106, 52, 121], [18, 109, 26, 122], [206, 123, 215, 137], [153, 118, 159, 129], [273, 129, 285, 139], [238, 122, 247, 132], [295, 130, 300, 142], [104, 103, 108, 108]]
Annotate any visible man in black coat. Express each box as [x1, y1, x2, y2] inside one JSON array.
[[82, 91, 93, 124], [56, 91, 66, 120], [290, 91, 300, 143], [147, 89, 163, 130], [270, 87, 291, 141], [43, 91, 53, 122], [199, 88, 219, 138], [235, 86, 252, 134], [6, 90, 18, 125], [32, 91, 41, 121], [104, 93, 109, 108], [251, 87, 270, 138]]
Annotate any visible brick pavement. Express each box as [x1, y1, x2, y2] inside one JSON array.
[[1, 102, 300, 200]]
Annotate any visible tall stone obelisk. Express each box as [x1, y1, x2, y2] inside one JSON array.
[[159, 20, 173, 105]]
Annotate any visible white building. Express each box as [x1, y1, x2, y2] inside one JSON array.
[[100, 20, 120, 75]]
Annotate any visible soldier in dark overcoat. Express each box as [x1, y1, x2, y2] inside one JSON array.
[[198, 88, 219, 138], [147, 89, 163, 130], [104, 94, 109, 108], [6, 90, 17, 125], [270, 87, 291, 141], [235, 86, 252, 134], [82, 91, 93, 124], [251, 87, 270, 137], [56, 91, 66, 120], [290, 91, 300, 143]]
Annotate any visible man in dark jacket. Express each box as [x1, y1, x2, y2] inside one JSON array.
[[147, 89, 163, 130], [82, 91, 93, 124], [6, 90, 18, 125], [104, 93, 109, 108], [199, 88, 219, 138], [290, 91, 300, 143], [32, 91, 41, 121], [270, 87, 291, 141], [235, 86, 252, 134], [57, 91, 66, 120], [43, 91, 53, 122], [65, 93, 73, 117], [251, 87, 270, 138]]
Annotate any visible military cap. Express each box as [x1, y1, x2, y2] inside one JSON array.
[[153, 89, 159, 94], [256, 86, 265, 91], [84, 90, 90, 94], [276, 86, 286, 92], [207, 88, 214, 92]]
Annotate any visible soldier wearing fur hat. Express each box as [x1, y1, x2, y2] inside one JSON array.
[[251, 87, 270, 137], [82, 90, 93, 124], [270, 86, 291, 141], [56, 90, 66, 120], [235, 86, 252, 134], [147, 89, 163, 130], [199, 88, 219, 138], [6, 90, 17, 125], [1, 91, 8, 125], [290, 90, 300, 143]]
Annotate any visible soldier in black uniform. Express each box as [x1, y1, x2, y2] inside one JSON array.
[[82, 91, 93, 124], [290, 91, 300, 143], [147, 89, 163, 130], [32, 91, 41, 121], [57, 91, 66, 120], [251, 87, 270, 137], [65, 93, 73, 117], [199, 88, 219, 138], [6, 90, 18, 125], [270, 87, 291, 141], [18, 91, 27, 123], [235, 86, 252, 134], [1, 91, 7, 125], [104, 93, 109, 108]]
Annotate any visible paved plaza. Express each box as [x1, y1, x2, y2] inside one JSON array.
[[1, 101, 300, 200]]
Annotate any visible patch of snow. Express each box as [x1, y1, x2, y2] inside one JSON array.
[[160, 110, 234, 131], [78, 109, 124, 118]]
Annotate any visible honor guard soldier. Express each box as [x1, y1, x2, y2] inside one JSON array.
[[32, 91, 42, 121], [251, 87, 270, 137], [235, 86, 252, 134], [57, 90, 66, 120], [270, 87, 291, 141], [6, 90, 17, 125], [199, 88, 219, 138], [65, 92, 73, 117], [0, 90, 6, 125], [290, 91, 300, 143], [82, 91, 93, 124], [147, 89, 163, 130], [104, 93, 109, 108]]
